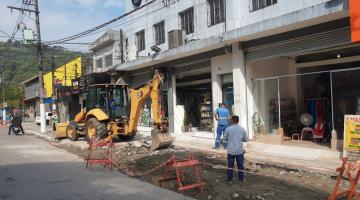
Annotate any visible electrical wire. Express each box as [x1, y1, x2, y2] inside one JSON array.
[[45, 1, 208, 46], [44, 0, 158, 45]]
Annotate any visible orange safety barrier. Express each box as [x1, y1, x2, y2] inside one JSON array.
[[85, 139, 114, 171], [329, 157, 360, 200], [159, 154, 205, 194]]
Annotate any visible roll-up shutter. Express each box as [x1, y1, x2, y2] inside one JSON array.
[[245, 27, 351, 62], [173, 59, 211, 75]]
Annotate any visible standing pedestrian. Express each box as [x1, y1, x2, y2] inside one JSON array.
[[213, 103, 230, 149], [224, 115, 248, 186]]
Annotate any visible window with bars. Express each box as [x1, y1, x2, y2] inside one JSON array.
[[96, 58, 103, 68], [207, 0, 225, 26], [154, 21, 165, 45], [251, 0, 277, 11], [136, 30, 145, 52], [179, 7, 194, 34], [104, 54, 113, 67]]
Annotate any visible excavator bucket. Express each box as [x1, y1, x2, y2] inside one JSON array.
[[53, 122, 69, 139], [151, 129, 175, 151]]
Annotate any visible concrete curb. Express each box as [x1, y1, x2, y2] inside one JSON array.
[[25, 130, 89, 152]]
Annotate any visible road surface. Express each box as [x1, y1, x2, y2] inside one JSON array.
[[0, 126, 193, 200]]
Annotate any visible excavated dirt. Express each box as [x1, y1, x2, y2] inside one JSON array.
[[56, 137, 350, 200]]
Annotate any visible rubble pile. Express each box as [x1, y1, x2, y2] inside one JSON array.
[[114, 140, 152, 158]]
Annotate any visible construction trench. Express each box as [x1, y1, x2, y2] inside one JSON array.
[[46, 135, 357, 200]]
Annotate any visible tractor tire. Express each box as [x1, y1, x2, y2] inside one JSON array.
[[85, 118, 108, 141], [66, 124, 78, 141]]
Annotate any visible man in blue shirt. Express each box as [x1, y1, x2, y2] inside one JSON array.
[[224, 115, 248, 186], [213, 103, 230, 149]]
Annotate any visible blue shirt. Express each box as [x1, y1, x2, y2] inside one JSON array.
[[216, 107, 230, 126], [224, 124, 248, 155]]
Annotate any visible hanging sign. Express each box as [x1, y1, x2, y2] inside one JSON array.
[[350, 0, 360, 43], [344, 115, 360, 150]]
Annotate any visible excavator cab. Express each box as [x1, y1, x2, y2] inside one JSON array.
[[86, 84, 130, 121]]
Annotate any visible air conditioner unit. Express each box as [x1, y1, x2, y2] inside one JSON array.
[[168, 30, 185, 49]]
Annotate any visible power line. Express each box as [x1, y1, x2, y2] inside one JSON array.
[[44, 0, 157, 45], [46, 1, 208, 45]]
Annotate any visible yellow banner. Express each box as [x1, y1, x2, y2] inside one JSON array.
[[344, 115, 360, 150], [43, 57, 82, 98]]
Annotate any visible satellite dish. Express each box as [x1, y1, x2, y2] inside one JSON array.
[[300, 113, 313, 127]]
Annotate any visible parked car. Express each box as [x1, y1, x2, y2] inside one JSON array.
[[35, 112, 53, 125]]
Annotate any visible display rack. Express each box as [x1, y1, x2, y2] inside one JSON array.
[[199, 103, 212, 131]]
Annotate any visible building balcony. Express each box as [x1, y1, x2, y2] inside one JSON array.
[[89, 30, 120, 51]]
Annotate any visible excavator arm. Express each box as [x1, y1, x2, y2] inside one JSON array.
[[125, 71, 165, 134], [125, 70, 174, 150]]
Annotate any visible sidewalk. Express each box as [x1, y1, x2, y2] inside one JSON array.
[[22, 122, 342, 174], [173, 132, 342, 174]]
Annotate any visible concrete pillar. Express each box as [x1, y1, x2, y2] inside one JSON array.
[[167, 70, 175, 134], [211, 66, 222, 134], [232, 43, 251, 138]]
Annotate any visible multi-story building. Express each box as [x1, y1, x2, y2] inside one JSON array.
[[91, 0, 357, 150]]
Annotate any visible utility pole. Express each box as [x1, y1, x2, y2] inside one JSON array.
[[34, 0, 46, 134], [1, 65, 5, 123], [51, 52, 58, 130], [8, 1, 45, 133]]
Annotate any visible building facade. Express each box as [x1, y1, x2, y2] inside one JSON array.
[[92, 0, 355, 150], [23, 57, 86, 122]]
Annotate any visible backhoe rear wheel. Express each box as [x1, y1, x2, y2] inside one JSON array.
[[85, 118, 108, 141]]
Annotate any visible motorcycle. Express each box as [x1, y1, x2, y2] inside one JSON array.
[[11, 125, 22, 135], [10, 116, 23, 135]]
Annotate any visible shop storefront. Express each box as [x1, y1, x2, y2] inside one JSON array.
[[173, 61, 214, 133], [245, 18, 355, 149]]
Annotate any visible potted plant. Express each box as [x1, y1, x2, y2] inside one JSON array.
[[182, 112, 190, 132]]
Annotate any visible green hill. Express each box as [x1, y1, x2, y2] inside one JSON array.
[[0, 41, 88, 108]]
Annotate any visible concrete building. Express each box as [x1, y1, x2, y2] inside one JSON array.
[[23, 76, 41, 121], [92, 0, 357, 151]]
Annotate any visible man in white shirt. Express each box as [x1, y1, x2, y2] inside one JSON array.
[[223, 115, 248, 186]]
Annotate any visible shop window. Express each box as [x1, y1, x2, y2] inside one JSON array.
[[221, 74, 234, 113], [104, 54, 113, 67], [251, 0, 277, 11], [136, 30, 145, 52], [179, 7, 194, 34], [332, 69, 360, 139], [207, 0, 225, 26], [154, 21, 165, 45], [96, 58, 103, 68]]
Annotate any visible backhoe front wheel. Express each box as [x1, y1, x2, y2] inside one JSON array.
[[66, 124, 78, 141], [85, 118, 108, 141]]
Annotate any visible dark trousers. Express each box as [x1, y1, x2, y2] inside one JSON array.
[[227, 153, 244, 181], [8, 124, 25, 135], [215, 125, 228, 148]]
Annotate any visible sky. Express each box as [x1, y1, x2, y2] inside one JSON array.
[[0, 0, 125, 52]]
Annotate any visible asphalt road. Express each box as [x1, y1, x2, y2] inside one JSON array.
[[0, 126, 193, 200]]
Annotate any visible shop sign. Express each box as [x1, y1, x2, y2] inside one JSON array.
[[72, 79, 79, 94], [344, 115, 360, 150], [350, 0, 360, 43]]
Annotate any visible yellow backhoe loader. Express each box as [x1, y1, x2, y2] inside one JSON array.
[[55, 71, 174, 150]]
